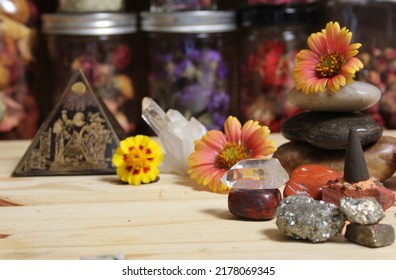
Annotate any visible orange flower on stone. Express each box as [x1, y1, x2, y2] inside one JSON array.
[[293, 21, 364, 94], [188, 116, 277, 192]]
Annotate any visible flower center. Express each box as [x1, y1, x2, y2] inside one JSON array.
[[315, 52, 344, 78], [124, 146, 153, 175], [215, 142, 251, 170]]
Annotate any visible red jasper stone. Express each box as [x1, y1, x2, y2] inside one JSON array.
[[322, 182, 396, 211], [283, 164, 341, 200], [228, 188, 282, 220]]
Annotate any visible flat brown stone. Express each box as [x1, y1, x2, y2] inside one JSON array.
[[273, 136, 396, 182]]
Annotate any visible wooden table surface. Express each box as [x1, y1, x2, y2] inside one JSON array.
[[0, 133, 395, 260]]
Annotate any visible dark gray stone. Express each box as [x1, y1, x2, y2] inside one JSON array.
[[281, 112, 383, 150], [345, 223, 395, 248], [339, 197, 385, 225], [275, 195, 346, 243]]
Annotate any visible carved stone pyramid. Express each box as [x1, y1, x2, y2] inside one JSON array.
[[12, 69, 127, 176]]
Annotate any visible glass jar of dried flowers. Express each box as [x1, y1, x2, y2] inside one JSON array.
[[238, 2, 320, 132], [141, 10, 237, 130], [0, 0, 39, 139], [325, 0, 396, 128], [42, 12, 142, 135]]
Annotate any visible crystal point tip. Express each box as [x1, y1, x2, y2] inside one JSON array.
[[141, 97, 171, 136]]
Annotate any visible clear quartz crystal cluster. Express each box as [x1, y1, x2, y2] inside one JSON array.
[[221, 158, 289, 189], [142, 97, 207, 175]]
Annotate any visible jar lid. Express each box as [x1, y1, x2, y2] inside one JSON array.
[[240, 3, 319, 27], [239, 0, 318, 8], [334, 0, 396, 2], [141, 11, 236, 33], [42, 13, 137, 35]]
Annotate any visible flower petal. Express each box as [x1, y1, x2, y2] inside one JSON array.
[[224, 116, 242, 143]]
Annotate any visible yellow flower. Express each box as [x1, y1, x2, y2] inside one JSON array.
[[293, 21, 364, 94], [112, 135, 163, 185], [188, 116, 276, 192]]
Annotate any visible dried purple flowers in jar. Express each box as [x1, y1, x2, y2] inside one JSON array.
[[42, 13, 141, 134], [141, 11, 237, 130]]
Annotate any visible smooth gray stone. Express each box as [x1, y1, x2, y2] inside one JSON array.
[[339, 197, 385, 225], [281, 112, 383, 150], [275, 195, 346, 243], [288, 81, 381, 112], [345, 223, 395, 248]]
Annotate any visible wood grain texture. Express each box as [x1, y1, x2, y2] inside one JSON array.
[[0, 134, 395, 260]]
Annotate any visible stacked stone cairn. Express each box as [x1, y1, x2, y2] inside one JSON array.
[[273, 81, 396, 182]]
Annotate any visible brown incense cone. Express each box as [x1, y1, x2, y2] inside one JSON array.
[[322, 128, 396, 210], [344, 128, 370, 183]]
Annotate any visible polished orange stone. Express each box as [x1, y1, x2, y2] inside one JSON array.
[[283, 164, 341, 200]]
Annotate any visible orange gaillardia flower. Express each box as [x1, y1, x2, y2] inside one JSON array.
[[293, 21, 364, 94], [112, 135, 163, 186], [188, 116, 277, 192]]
